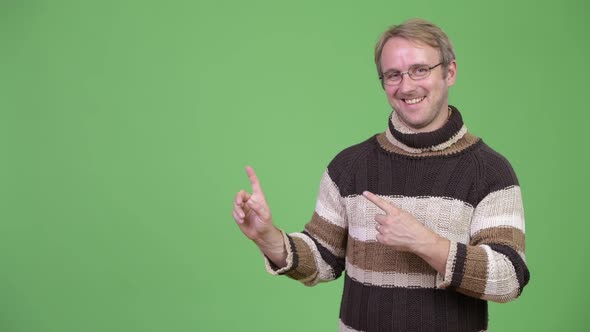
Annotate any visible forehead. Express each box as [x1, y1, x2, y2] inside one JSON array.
[[380, 37, 439, 70]]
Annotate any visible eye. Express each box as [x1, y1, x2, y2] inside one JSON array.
[[412, 66, 429, 76], [384, 72, 401, 81]]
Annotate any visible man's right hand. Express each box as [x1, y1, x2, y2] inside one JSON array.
[[232, 166, 287, 268]]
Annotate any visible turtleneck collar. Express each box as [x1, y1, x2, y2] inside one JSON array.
[[385, 105, 467, 154]]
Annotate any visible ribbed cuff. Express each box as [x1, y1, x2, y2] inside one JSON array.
[[436, 240, 458, 289], [263, 230, 296, 275]]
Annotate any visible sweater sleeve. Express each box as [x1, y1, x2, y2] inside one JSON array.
[[263, 168, 348, 286], [436, 149, 530, 302]]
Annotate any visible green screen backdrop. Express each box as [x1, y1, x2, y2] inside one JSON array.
[[1, 0, 588, 331]]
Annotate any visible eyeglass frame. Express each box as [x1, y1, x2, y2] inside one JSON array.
[[379, 62, 443, 86]]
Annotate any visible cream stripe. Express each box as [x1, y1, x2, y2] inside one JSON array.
[[338, 320, 359, 332], [315, 170, 347, 228], [346, 260, 438, 288], [290, 232, 334, 285], [345, 195, 473, 243], [473, 215, 523, 232], [471, 186, 525, 235], [482, 245, 520, 302]]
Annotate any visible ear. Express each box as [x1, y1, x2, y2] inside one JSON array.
[[445, 59, 457, 87]]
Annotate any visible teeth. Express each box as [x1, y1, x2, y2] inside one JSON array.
[[404, 97, 425, 105]]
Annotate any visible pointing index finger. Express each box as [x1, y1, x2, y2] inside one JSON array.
[[245, 166, 264, 195], [362, 191, 397, 214]]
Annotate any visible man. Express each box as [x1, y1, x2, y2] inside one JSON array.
[[232, 18, 529, 332]]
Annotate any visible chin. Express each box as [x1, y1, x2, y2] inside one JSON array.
[[400, 113, 435, 131], [401, 113, 427, 125], [408, 120, 429, 130]]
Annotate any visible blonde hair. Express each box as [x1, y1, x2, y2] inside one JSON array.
[[374, 18, 455, 77]]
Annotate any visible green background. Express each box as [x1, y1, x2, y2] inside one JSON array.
[[1, 0, 588, 331]]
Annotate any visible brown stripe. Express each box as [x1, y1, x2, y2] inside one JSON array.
[[286, 236, 318, 281], [346, 261, 437, 287], [471, 226, 525, 252], [376, 131, 480, 157], [459, 245, 489, 298], [346, 236, 434, 274], [304, 212, 347, 256]]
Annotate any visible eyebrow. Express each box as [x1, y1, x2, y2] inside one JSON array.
[[382, 63, 430, 73]]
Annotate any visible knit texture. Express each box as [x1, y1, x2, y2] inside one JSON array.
[[264, 106, 529, 332]]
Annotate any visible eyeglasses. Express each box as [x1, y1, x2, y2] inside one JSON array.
[[379, 62, 443, 86]]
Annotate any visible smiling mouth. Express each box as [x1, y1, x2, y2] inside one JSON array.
[[403, 97, 425, 105]]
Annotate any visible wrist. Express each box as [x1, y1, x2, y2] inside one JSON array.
[[255, 227, 288, 269], [413, 231, 443, 256], [413, 232, 450, 275], [254, 226, 285, 253]]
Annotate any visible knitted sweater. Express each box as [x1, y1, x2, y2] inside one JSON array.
[[265, 106, 530, 332]]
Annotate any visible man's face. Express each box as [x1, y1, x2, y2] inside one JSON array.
[[380, 37, 457, 132]]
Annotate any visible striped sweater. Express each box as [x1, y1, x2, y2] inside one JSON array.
[[265, 106, 530, 332]]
